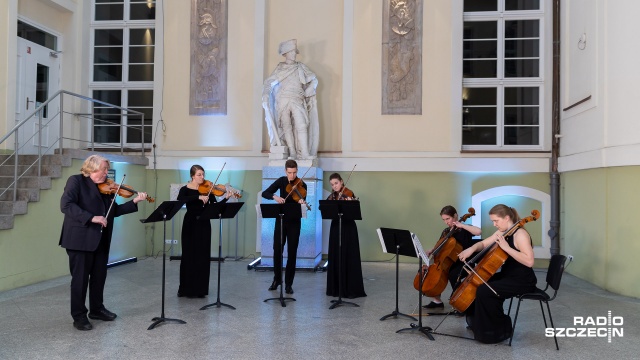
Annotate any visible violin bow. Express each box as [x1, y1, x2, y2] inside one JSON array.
[[283, 166, 312, 202], [103, 174, 125, 233], [337, 164, 357, 199], [204, 162, 226, 203]]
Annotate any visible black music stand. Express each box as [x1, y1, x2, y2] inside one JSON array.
[[396, 235, 434, 341], [319, 200, 361, 309], [377, 227, 418, 322], [140, 200, 187, 330], [261, 203, 301, 307], [198, 201, 244, 311]]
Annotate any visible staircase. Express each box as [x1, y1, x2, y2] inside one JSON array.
[[0, 90, 149, 230], [0, 153, 71, 230]]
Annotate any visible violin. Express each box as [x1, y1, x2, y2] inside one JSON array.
[[449, 209, 540, 313], [286, 177, 311, 210], [198, 180, 242, 198], [413, 208, 475, 296], [329, 186, 356, 200], [98, 179, 155, 203]]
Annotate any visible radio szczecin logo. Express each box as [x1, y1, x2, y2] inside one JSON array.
[[546, 311, 623, 343]]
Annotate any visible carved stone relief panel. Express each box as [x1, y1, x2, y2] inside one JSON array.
[[382, 0, 423, 115], [190, 0, 227, 115]]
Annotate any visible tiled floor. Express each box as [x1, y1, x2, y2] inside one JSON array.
[[0, 258, 638, 359]]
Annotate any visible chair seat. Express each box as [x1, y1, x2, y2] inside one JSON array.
[[518, 288, 551, 301]]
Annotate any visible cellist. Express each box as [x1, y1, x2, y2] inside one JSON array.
[[457, 204, 537, 344], [423, 206, 481, 310]]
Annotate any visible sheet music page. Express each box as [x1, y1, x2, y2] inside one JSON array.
[[376, 228, 388, 253], [411, 233, 430, 266]]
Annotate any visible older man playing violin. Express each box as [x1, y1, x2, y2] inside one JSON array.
[[59, 155, 147, 331]]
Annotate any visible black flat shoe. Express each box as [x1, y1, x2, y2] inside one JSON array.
[[73, 317, 93, 331], [88, 308, 117, 321], [285, 285, 294, 294], [268, 280, 281, 291], [422, 301, 444, 309]]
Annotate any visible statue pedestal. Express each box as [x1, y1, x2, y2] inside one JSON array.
[[258, 165, 323, 269]]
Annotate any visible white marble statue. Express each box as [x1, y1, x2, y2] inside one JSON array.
[[262, 39, 319, 160]]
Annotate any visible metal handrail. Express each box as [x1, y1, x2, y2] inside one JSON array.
[[0, 90, 146, 202]]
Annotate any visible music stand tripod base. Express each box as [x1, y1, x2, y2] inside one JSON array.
[[377, 228, 419, 322], [198, 202, 244, 311], [318, 200, 361, 310], [140, 200, 187, 330], [395, 255, 434, 340], [148, 316, 187, 330], [329, 298, 359, 309], [396, 323, 435, 341]]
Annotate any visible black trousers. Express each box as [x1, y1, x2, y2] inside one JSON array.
[[273, 219, 301, 286], [66, 238, 110, 320]]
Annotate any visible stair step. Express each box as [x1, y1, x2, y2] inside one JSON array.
[[0, 154, 71, 166], [0, 164, 61, 177], [0, 176, 52, 189], [0, 215, 14, 230], [0, 188, 40, 202], [0, 200, 28, 215]]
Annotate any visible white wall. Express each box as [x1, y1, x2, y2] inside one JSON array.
[[559, 0, 640, 171]]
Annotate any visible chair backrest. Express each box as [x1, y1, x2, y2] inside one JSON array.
[[546, 254, 567, 291]]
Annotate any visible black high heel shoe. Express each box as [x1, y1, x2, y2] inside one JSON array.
[[268, 280, 281, 291]]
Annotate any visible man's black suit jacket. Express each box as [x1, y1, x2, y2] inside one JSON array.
[[59, 174, 138, 252]]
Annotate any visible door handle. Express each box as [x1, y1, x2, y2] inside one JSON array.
[[26, 97, 34, 110]]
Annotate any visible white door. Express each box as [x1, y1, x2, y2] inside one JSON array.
[[15, 37, 60, 155]]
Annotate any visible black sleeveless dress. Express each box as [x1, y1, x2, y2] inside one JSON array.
[[467, 228, 537, 343], [325, 192, 366, 298], [177, 186, 227, 297]]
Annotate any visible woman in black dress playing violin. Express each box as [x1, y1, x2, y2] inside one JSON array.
[[325, 173, 366, 299], [177, 165, 231, 298]]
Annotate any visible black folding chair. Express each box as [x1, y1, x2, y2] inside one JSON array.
[[507, 254, 569, 350]]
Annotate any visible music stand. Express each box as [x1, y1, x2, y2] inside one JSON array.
[[261, 203, 301, 307], [377, 227, 418, 322], [198, 201, 244, 311], [140, 200, 187, 330], [319, 200, 361, 309], [396, 232, 435, 340]]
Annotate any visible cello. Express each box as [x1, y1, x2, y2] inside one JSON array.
[[413, 208, 475, 296], [449, 209, 540, 313]]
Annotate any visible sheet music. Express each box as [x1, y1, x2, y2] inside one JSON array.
[[411, 233, 430, 266], [376, 228, 388, 253]]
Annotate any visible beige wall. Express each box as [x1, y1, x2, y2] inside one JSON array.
[[160, 0, 257, 152], [159, 0, 344, 154], [352, 0, 453, 152], [562, 167, 640, 298], [157, 0, 463, 156], [0, 0, 17, 141]]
